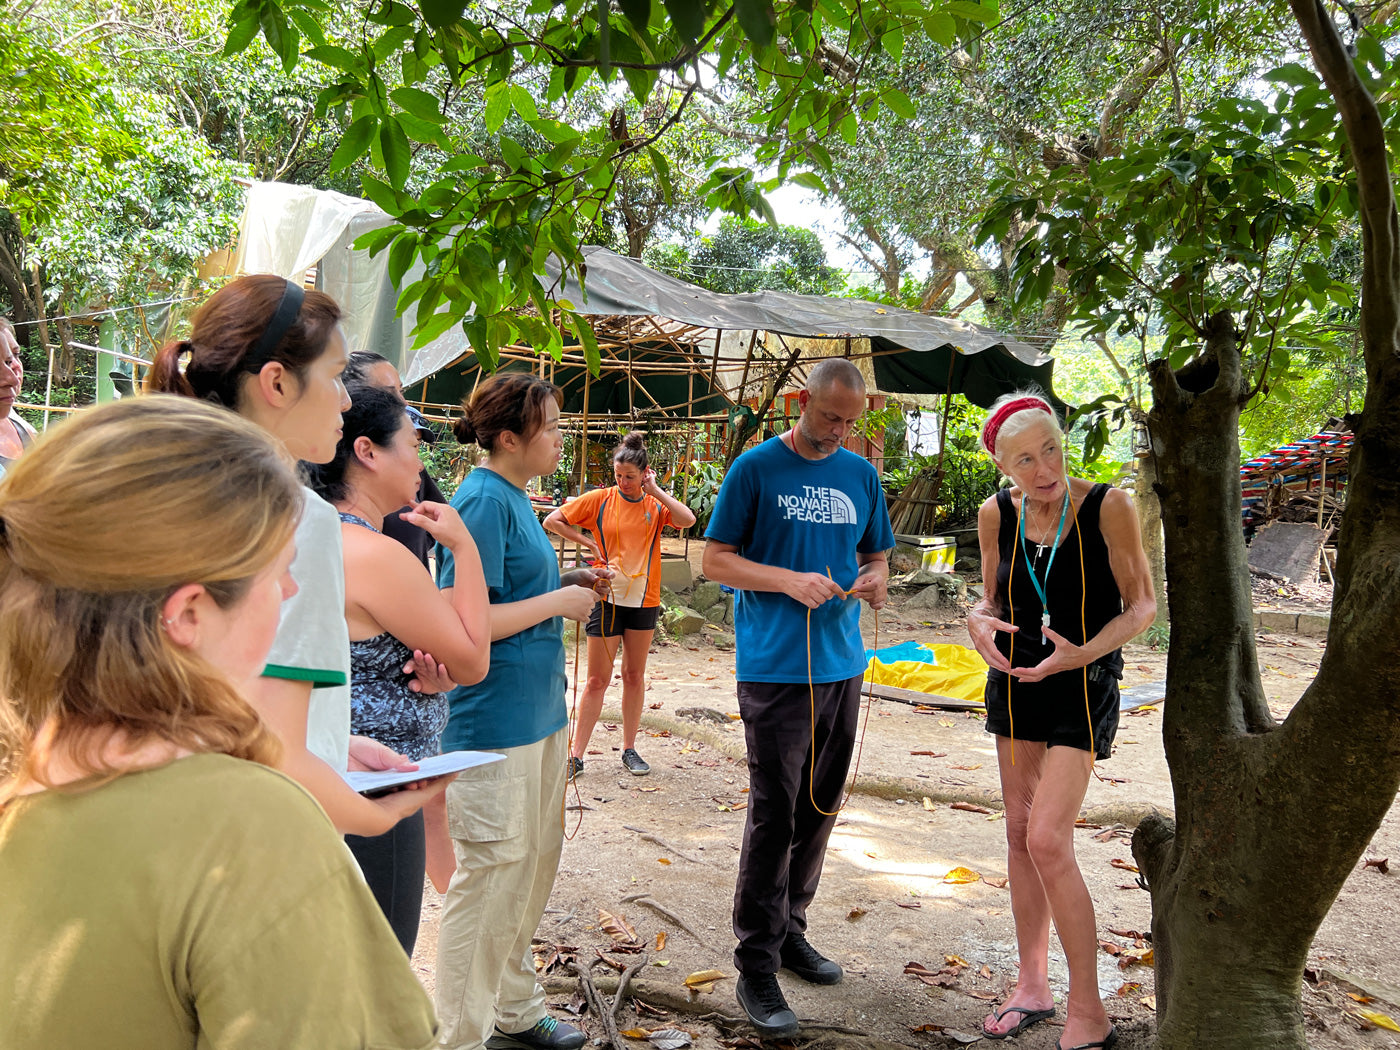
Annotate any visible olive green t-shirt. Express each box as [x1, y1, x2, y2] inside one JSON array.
[[0, 753, 437, 1050]]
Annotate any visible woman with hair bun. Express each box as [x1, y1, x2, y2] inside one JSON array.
[[147, 274, 452, 837], [433, 373, 607, 1050], [544, 429, 695, 777], [967, 390, 1155, 1050], [0, 397, 438, 1050]]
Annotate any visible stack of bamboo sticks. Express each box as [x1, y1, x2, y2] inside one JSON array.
[[886, 466, 945, 535]]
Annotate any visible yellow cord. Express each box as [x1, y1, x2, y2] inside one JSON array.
[[806, 570, 879, 818]]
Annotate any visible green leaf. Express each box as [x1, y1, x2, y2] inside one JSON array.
[[790, 171, 827, 192], [419, 0, 467, 28], [734, 0, 775, 48], [412, 310, 462, 349], [882, 88, 915, 120], [380, 117, 411, 189], [661, 0, 705, 43], [509, 85, 539, 121], [304, 44, 361, 72], [258, 2, 299, 72], [224, 11, 261, 56], [922, 10, 955, 46], [330, 115, 379, 173], [647, 146, 673, 201], [597, 0, 612, 79], [391, 86, 444, 122], [484, 84, 510, 134], [618, 0, 650, 30], [387, 233, 418, 287], [569, 310, 603, 374]]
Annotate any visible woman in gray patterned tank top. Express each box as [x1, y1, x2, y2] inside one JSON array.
[[308, 382, 492, 954]]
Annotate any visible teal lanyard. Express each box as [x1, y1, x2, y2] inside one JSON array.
[[1019, 488, 1069, 630]]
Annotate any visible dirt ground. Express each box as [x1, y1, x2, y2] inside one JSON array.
[[408, 580, 1400, 1050]]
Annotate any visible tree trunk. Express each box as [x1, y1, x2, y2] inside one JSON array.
[[1133, 430, 1167, 632], [1131, 4, 1400, 1041]]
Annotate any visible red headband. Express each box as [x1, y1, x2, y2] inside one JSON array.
[[982, 397, 1053, 457]]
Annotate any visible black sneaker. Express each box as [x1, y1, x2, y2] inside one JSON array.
[[567, 756, 583, 779], [735, 972, 799, 1039], [781, 933, 843, 985], [486, 1016, 586, 1050], [621, 748, 650, 776]]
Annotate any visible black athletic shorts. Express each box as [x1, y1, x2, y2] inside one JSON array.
[[585, 601, 662, 638], [984, 662, 1121, 760]]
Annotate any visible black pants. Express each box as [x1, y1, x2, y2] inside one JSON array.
[[345, 810, 426, 955], [732, 675, 861, 975]]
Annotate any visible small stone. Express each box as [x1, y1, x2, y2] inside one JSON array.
[[665, 606, 705, 636], [690, 579, 723, 611]]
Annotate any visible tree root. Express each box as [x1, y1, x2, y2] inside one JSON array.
[[571, 962, 624, 1050], [1131, 810, 1177, 888], [622, 825, 712, 866], [543, 975, 731, 1018], [621, 893, 715, 949]]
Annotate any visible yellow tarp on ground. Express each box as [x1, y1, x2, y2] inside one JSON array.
[[863, 643, 989, 704]]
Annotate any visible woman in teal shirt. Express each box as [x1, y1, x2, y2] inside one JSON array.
[[434, 374, 605, 1050]]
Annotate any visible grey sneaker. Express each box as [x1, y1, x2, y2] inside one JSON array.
[[621, 748, 650, 776], [486, 1017, 586, 1050], [567, 756, 583, 779]]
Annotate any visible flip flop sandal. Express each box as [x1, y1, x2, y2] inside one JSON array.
[[1056, 1025, 1119, 1050], [983, 1004, 1055, 1040]]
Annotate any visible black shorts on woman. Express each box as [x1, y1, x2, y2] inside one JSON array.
[[585, 600, 661, 637], [983, 483, 1124, 761]]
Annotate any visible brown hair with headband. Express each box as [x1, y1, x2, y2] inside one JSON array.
[[147, 274, 342, 409], [0, 396, 302, 803]]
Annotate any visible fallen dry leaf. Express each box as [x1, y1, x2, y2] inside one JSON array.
[[922, 797, 936, 811], [1348, 993, 1374, 1004], [1118, 947, 1154, 969], [950, 802, 993, 814], [896, 901, 923, 909], [950, 764, 982, 771], [939, 719, 955, 727], [657, 858, 671, 865], [648, 703, 662, 709], [1140, 995, 1156, 1011], [621, 1030, 650, 1039], [656, 931, 666, 951], [847, 907, 868, 921], [648, 1028, 693, 1050], [910, 751, 948, 757], [967, 990, 998, 1001], [942, 866, 981, 885], [1115, 982, 1143, 997], [598, 909, 639, 945], [1110, 858, 1140, 873], [1107, 927, 1147, 940], [1363, 857, 1391, 874], [1358, 1009, 1400, 1032], [1099, 940, 1123, 956], [864, 850, 878, 858], [652, 960, 670, 967], [979, 964, 992, 979], [984, 876, 1009, 889], [684, 969, 728, 990], [944, 954, 970, 970]]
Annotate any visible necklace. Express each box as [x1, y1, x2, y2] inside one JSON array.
[[1018, 488, 1070, 633]]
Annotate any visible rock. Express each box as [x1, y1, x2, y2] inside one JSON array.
[[705, 628, 735, 651], [889, 543, 925, 574], [1255, 610, 1298, 633], [954, 555, 980, 573], [956, 531, 980, 548], [703, 601, 728, 625], [690, 579, 723, 611], [895, 568, 955, 588], [1296, 612, 1330, 638], [677, 707, 729, 723], [659, 586, 681, 610], [664, 606, 705, 636], [904, 575, 967, 611], [660, 556, 693, 593]]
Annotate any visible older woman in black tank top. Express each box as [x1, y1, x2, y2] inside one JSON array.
[[966, 392, 1156, 1050]]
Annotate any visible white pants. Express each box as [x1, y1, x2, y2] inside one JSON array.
[[435, 729, 568, 1050]]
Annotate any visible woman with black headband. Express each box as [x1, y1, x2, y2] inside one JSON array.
[[148, 274, 455, 837]]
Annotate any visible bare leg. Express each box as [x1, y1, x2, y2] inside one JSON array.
[[1026, 746, 1110, 1048], [617, 628, 655, 749], [570, 634, 620, 761], [422, 790, 455, 893], [984, 737, 1056, 1036]]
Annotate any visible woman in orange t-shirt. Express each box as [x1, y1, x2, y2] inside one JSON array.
[[544, 431, 696, 777]]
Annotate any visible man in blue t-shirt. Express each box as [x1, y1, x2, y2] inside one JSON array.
[[703, 359, 894, 1039]]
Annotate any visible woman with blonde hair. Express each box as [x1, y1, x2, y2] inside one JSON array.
[[966, 391, 1155, 1050], [544, 429, 695, 777], [147, 274, 450, 835], [0, 397, 438, 1049]]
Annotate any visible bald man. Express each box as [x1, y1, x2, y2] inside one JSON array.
[[702, 359, 893, 1038]]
